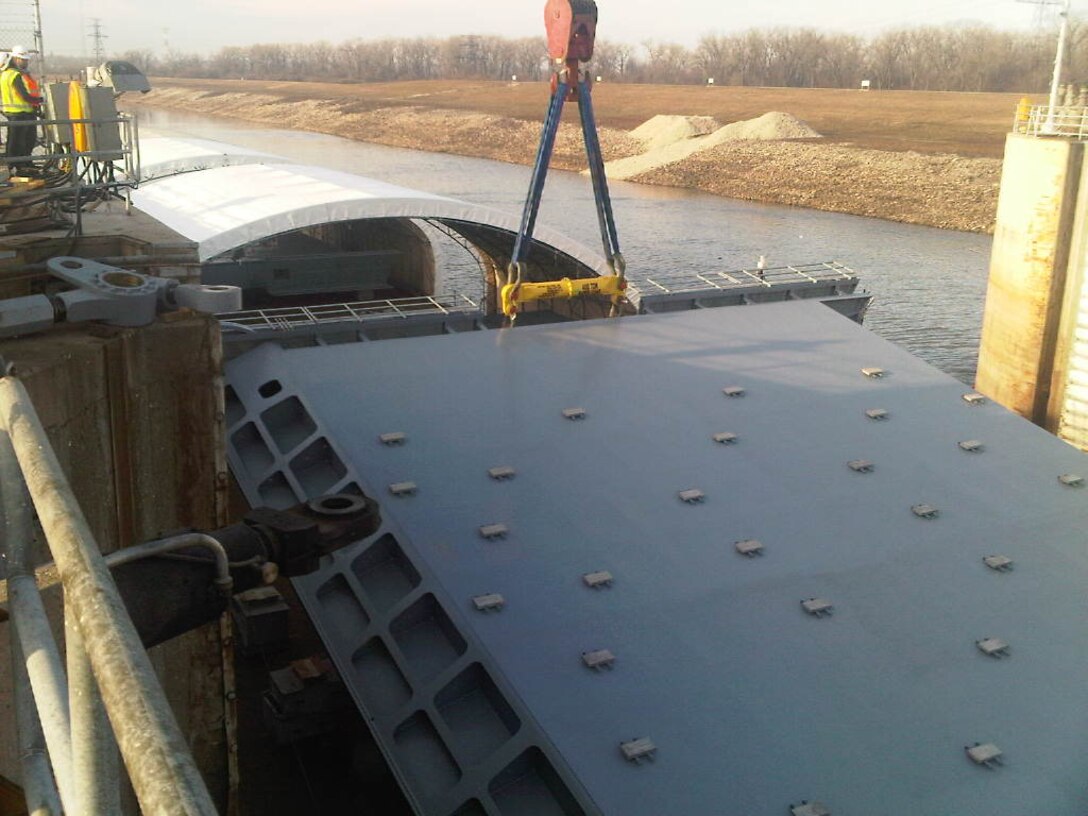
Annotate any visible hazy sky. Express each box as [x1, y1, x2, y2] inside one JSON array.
[[38, 0, 1054, 56]]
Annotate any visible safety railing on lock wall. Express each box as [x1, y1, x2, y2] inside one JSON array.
[[3, 112, 139, 176], [1013, 103, 1088, 140], [0, 112, 141, 234], [218, 293, 482, 335], [632, 261, 860, 297], [0, 366, 219, 816]]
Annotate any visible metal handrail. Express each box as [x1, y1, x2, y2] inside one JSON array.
[[1014, 104, 1088, 140], [637, 261, 857, 296], [695, 272, 722, 290], [1, 113, 139, 168], [217, 293, 481, 334], [0, 373, 218, 816], [2, 425, 73, 813]]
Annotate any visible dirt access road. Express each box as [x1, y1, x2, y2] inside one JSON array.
[[135, 78, 1031, 232]]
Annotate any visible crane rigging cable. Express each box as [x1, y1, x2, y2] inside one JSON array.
[[502, 0, 626, 321]]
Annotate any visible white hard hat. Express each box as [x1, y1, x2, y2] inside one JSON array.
[[10, 45, 33, 59]]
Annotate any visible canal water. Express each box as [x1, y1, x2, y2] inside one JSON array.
[[138, 109, 992, 384]]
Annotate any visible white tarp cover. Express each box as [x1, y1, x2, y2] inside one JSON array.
[[131, 160, 608, 271], [135, 135, 290, 181]]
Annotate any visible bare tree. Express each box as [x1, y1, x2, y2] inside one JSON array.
[[591, 39, 633, 78], [762, 29, 828, 87], [817, 33, 865, 87], [208, 46, 246, 78], [121, 21, 1088, 92], [735, 29, 771, 86], [866, 29, 911, 89], [639, 39, 694, 84], [398, 38, 442, 80], [509, 37, 546, 80], [694, 34, 735, 83], [119, 49, 158, 75]]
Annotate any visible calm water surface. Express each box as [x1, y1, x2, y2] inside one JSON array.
[[139, 109, 992, 384]]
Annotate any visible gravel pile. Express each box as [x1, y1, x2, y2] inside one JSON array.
[[630, 115, 722, 148], [604, 111, 821, 180], [720, 111, 821, 140]]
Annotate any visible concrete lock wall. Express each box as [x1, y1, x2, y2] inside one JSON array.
[[0, 315, 231, 810], [975, 134, 1085, 427], [1048, 154, 1088, 449]]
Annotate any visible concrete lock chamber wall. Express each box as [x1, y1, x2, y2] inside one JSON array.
[[975, 132, 1088, 450], [1048, 146, 1088, 447]]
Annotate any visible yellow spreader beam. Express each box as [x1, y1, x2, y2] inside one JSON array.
[[500, 275, 627, 319]]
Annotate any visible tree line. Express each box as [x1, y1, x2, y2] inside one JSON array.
[[51, 23, 1088, 93]]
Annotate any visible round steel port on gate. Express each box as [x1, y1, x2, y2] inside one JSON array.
[[307, 494, 367, 517]]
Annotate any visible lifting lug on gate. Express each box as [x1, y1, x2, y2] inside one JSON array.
[[502, 0, 626, 321]]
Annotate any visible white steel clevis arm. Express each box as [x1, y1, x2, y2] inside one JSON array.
[[0, 256, 242, 338]]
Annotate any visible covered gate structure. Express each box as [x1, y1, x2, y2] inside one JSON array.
[[131, 136, 611, 318]]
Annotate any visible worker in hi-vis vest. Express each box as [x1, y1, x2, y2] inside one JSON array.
[[0, 46, 42, 173]]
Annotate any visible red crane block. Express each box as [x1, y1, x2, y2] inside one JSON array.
[[544, 0, 598, 64]]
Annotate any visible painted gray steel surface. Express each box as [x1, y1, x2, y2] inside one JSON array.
[[226, 301, 1088, 816]]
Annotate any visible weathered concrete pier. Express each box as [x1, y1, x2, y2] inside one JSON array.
[[976, 117, 1088, 451]]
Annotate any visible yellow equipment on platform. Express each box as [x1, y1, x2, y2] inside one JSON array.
[[500, 274, 626, 319], [68, 80, 88, 152], [1014, 97, 1032, 133]]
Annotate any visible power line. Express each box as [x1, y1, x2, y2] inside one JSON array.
[[1017, 0, 1064, 26]]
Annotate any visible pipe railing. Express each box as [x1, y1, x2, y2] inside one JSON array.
[[637, 261, 858, 295], [217, 293, 482, 334], [2, 426, 66, 815], [1013, 104, 1088, 140], [11, 628, 63, 816], [0, 371, 219, 816], [0, 113, 141, 178]]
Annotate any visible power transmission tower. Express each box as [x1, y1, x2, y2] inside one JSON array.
[[87, 17, 107, 63]]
